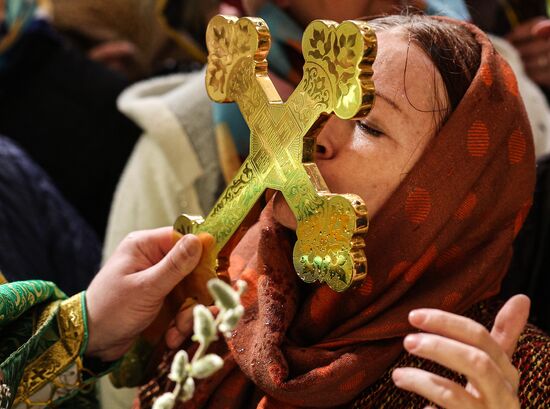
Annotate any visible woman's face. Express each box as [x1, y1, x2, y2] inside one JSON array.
[[273, 29, 449, 229]]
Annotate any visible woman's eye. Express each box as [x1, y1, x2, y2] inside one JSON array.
[[357, 121, 383, 137]]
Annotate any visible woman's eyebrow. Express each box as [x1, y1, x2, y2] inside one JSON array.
[[375, 91, 404, 113]]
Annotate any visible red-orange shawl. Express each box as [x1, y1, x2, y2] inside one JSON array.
[[137, 18, 536, 409]]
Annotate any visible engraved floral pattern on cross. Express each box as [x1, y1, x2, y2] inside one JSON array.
[[308, 26, 360, 113]]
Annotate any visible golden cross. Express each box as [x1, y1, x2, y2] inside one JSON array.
[[174, 15, 377, 299]]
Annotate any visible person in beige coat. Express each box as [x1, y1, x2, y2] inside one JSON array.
[[103, 70, 224, 259]]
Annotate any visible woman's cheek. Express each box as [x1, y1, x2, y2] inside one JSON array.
[[272, 192, 298, 230]]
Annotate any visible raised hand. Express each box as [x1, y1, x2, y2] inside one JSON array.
[[392, 295, 530, 409]]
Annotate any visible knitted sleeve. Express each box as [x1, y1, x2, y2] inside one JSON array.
[[513, 324, 550, 408]]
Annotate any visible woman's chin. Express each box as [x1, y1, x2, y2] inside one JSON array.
[[272, 192, 298, 231]]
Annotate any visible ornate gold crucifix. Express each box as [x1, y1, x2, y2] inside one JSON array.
[[173, 15, 377, 300]]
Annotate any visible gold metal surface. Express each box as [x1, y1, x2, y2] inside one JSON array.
[[175, 15, 377, 292]]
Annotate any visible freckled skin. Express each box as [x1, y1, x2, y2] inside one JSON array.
[[273, 30, 449, 229]]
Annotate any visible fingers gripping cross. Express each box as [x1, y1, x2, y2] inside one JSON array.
[[175, 15, 377, 294]]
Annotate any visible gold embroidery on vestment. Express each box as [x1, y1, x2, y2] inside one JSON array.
[[15, 294, 84, 406]]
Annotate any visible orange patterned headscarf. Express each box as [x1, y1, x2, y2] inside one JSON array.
[[138, 17, 536, 409]]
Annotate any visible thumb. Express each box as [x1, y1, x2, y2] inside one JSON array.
[[490, 294, 530, 358], [144, 234, 202, 296]]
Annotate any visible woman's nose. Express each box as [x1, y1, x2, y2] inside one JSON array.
[[315, 116, 350, 160]]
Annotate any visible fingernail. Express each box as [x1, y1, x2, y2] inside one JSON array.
[[392, 368, 402, 385], [403, 334, 420, 351], [408, 309, 426, 325], [180, 235, 200, 257], [166, 328, 183, 350]]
